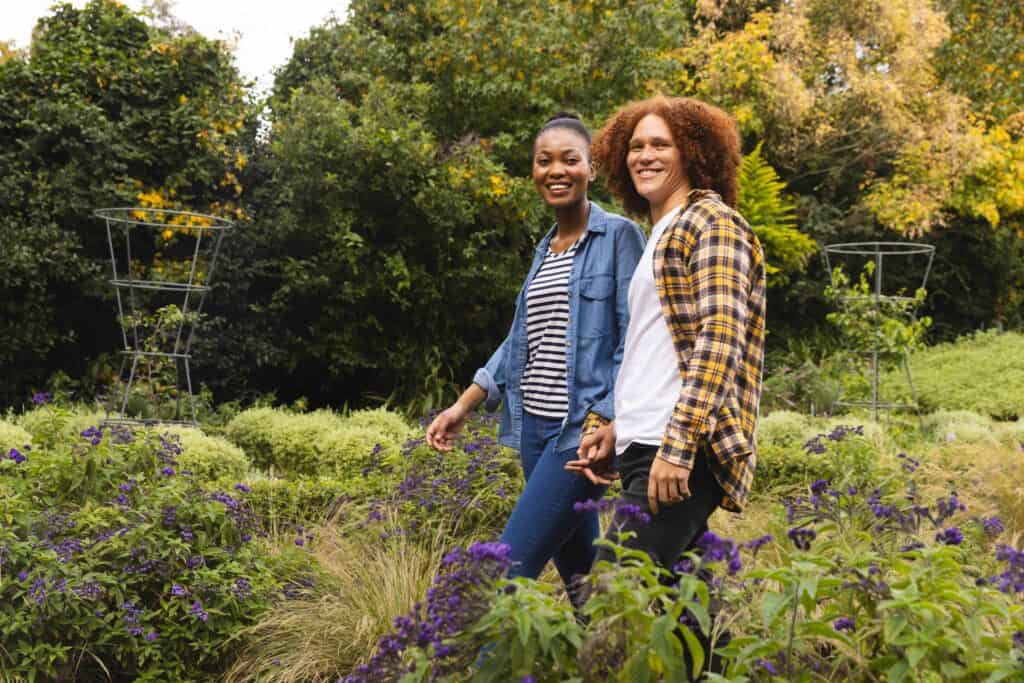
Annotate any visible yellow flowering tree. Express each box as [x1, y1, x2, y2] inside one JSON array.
[[0, 0, 253, 403]]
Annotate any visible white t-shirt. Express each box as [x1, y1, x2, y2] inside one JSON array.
[[614, 204, 685, 455]]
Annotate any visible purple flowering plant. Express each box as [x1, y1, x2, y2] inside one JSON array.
[[0, 411, 310, 681]]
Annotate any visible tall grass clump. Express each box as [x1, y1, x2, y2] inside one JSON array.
[[224, 524, 447, 682]]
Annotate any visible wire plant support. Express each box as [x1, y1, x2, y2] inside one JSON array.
[[823, 241, 935, 421], [95, 207, 234, 427]]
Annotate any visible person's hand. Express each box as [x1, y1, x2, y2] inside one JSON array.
[[425, 404, 470, 452], [565, 423, 618, 485], [647, 456, 691, 515]]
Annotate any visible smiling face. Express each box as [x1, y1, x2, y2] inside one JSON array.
[[627, 113, 690, 219], [532, 127, 595, 209]]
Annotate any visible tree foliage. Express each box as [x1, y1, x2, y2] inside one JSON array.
[[0, 0, 252, 404]]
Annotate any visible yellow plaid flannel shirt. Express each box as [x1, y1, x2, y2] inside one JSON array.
[[651, 189, 766, 512]]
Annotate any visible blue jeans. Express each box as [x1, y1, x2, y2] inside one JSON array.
[[498, 411, 606, 605]]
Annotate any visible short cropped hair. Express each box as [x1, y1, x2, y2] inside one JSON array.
[[534, 111, 592, 156], [592, 96, 741, 216]]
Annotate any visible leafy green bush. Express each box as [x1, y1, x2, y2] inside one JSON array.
[[223, 407, 406, 477], [920, 410, 1002, 446], [162, 428, 252, 482], [754, 419, 887, 493], [16, 405, 107, 448], [0, 0, 253, 404], [0, 415, 308, 680], [889, 330, 1024, 419], [0, 419, 31, 451], [342, 407, 414, 444]]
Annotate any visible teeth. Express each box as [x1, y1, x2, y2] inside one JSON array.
[[549, 184, 570, 190]]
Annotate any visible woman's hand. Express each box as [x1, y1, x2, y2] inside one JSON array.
[[425, 404, 470, 452], [647, 456, 691, 515], [565, 422, 618, 484], [426, 385, 486, 452]]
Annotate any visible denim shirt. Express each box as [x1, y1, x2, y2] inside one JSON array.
[[473, 201, 645, 453]]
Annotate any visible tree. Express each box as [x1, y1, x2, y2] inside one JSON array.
[[0, 0, 252, 405]]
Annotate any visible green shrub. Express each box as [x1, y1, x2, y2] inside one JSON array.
[[160, 428, 252, 482], [888, 330, 1024, 419], [224, 407, 407, 478], [341, 407, 414, 445], [756, 411, 814, 450], [0, 414, 308, 680], [0, 420, 32, 451], [16, 405, 106, 448], [224, 408, 344, 473], [920, 410, 1002, 446], [754, 420, 887, 493]]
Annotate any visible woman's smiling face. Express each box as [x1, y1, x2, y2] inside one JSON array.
[[627, 113, 688, 208], [532, 127, 594, 209]]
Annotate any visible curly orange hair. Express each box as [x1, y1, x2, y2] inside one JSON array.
[[592, 96, 742, 217]]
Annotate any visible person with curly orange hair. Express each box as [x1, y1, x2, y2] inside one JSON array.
[[567, 95, 766, 575]]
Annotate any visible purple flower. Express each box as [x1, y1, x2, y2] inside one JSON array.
[[697, 531, 742, 575], [936, 493, 965, 523], [234, 483, 251, 493], [982, 516, 1005, 537], [190, 600, 209, 622], [742, 534, 772, 556], [1014, 631, 1024, 650], [171, 584, 187, 597], [31, 392, 52, 405], [521, 677, 537, 683], [833, 617, 856, 632], [755, 658, 778, 675], [8, 448, 26, 465], [17, 570, 28, 581], [573, 498, 612, 513], [161, 467, 175, 476], [145, 631, 159, 641], [936, 527, 964, 546], [787, 527, 816, 551], [614, 501, 651, 524]]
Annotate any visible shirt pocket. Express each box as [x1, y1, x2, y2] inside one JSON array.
[[577, 274, 614, 338]]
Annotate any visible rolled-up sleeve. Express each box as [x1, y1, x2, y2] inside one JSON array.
[[473, 332, 511, 412]]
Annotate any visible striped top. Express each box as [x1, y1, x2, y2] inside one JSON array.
[[521, 235, 584, 418]]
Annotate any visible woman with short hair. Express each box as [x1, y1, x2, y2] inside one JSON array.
[[426, 112, 645, 605]]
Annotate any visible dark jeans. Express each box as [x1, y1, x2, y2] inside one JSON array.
[[594, 442, 724, 569], [592, 442, 727, 679], [498, 412, 606, 605]]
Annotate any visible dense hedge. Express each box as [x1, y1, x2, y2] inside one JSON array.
[[891, 331, 1024, 419]]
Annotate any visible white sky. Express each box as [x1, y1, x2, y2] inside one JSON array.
[[2, 0, 351, 93]]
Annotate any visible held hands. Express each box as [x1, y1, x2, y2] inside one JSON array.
[[425, 404, 470, 452], [565, 422, 618, 485]]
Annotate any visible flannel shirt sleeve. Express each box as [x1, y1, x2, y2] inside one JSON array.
[[657, 211, 753, 469], [581, 411, 611, 437]]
